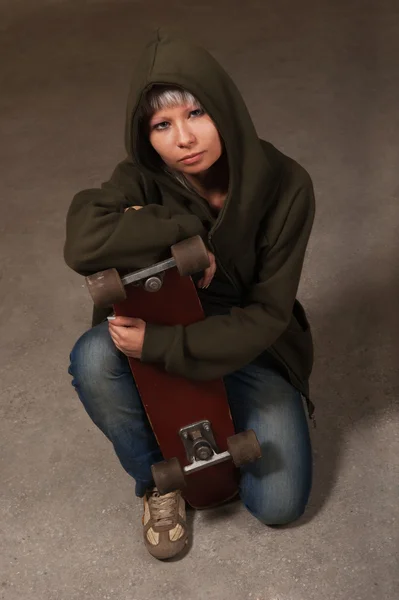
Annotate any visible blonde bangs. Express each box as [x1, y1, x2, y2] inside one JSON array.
[[141, 86, 202, 118]]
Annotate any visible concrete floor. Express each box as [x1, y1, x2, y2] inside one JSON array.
[[1, 0, 398, 598]]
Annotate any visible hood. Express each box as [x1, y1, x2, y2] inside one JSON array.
[[125, 29, 278, 254]]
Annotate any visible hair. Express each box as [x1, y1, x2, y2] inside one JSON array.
[[141, 85, 202, 119], [139, 85, 204, 192]]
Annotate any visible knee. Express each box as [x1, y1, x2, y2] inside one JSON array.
[[68, 324, 134, 431], [68, 323, 121, 387], [242, 476, 311, 526], [249, 498, 307, 526]]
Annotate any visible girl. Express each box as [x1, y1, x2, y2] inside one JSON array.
[[65, 30, 315, 560]]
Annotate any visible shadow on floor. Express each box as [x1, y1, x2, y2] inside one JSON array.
[[191, 273, 399, 529], [289, 272, 399, 526]]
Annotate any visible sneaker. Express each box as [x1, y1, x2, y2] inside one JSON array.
[[143, 488, 188, 560]]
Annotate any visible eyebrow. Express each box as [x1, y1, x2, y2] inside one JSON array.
[[150, 104, 200, 123]]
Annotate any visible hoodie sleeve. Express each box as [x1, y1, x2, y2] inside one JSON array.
[[64, 159, 207, 276], [141, 178, 315, 380]]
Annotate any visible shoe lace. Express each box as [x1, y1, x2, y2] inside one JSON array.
[[149, 489, 177, 528]]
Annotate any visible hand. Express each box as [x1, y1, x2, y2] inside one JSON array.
[[197, 250, 216, 289], [124, 205, 143, 212], [108, 316, 146, 359]]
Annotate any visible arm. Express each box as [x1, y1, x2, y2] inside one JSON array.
[[64, 158, 207, 275], [141, 177, 315, 380]]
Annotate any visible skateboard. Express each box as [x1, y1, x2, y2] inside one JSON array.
[[85, 236, 261, 509]]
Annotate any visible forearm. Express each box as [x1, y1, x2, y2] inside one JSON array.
[[64, 189, 206, 275], [141, 303, 290, 381]]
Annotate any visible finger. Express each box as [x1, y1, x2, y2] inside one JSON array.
[[108, 324, 122, 342], [109, 321, 143, 345], [202, 273, 211, 288], [109, 322, 131, 345], [108, 327, 128, 349], [109, 329, 123, 350], [124, 205, 143, 212], [109, 325, 141, 357], [202, 266, 215, 288], [108, 322, 122, 336], [107, 316, 142, 327], [198, 273, 210, 289]]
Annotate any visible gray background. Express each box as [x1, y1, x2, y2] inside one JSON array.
[[1, 1, 398, 599]]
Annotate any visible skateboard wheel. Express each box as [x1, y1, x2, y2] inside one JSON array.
[[151, 457, 186, 495], [227, 430, 262, 467], [171, 235, 210, 276], [85, 268, 127, 308]]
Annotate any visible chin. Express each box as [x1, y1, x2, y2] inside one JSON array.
[[181, 165, 208, 174], [182, 159, 216, 175]]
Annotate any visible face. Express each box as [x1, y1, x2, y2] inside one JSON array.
[[148, 103, 223, 175]]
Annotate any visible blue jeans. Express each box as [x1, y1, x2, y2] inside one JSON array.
[[68, 322, 312, 525]]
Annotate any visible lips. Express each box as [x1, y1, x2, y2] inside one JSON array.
[[179, 151, 204, 161]]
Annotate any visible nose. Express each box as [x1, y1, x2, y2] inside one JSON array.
[[176, 123, 196, 148]]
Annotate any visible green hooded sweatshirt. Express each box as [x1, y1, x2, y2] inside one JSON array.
[[64, 29, 315, 408]]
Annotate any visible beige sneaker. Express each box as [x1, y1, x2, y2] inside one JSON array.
[[143, 488, 188, 560]]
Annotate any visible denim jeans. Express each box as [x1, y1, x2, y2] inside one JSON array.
[[68, 321, 312, 525]]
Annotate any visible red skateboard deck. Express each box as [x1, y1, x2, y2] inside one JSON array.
[[114, 267, 239, 509]]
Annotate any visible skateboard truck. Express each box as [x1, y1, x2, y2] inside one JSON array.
[[121, 259, 169, 292], [85, 235, 210, 308], [151, 423, 261, 495], [179, 420, 231, 472]]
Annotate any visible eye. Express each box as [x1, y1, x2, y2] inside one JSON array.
[[189, 108, 205, 118], [152, 121, 169, 131]]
